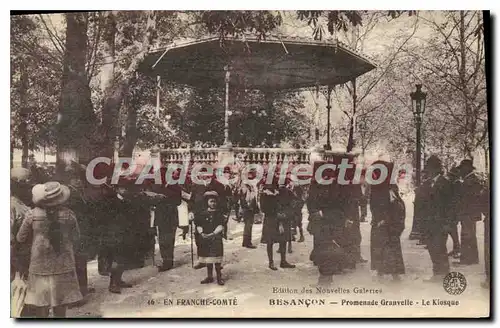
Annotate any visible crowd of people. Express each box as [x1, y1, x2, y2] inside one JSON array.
[[10, 154, 490, 318], [412, 156, 490, 286]]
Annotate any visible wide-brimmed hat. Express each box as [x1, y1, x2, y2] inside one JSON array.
[[32, 181, 71, 207], [203, 190, 219, 199]]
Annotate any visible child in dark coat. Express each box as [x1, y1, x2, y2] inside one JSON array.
[[260, 178, 296, 271], [195, 191, 225, 285]]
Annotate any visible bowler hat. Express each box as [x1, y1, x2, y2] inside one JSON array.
[[458, 159, 475, 170], [425, 155, 442, 170]]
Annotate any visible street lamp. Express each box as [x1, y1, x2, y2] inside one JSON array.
[[410, 84, 427, 186]]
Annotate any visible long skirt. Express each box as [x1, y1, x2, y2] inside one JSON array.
[[370, 226, 405, 275], [308, 218, 346, 275], [343, 220, 361, 269], [261, 214, 291, 244], [460, 218, 479, 264], [198, 235, 223, 264], [24, 270, 83, 307]]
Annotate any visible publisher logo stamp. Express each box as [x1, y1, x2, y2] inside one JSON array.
[[443, 272, 467, 295]]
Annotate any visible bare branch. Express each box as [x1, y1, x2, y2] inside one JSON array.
[[46, 15, 66, 48], [357, 15, 419, 105], [38, 14, 65, 56]]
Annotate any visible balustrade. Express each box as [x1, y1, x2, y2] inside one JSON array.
[[157, 146, 355, 166]]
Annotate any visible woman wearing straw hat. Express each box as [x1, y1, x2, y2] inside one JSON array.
[[16, 181, 82, 317]]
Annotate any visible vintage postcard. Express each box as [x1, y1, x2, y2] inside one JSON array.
[[10, 10, 490, 318]]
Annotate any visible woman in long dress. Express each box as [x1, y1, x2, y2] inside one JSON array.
[[17, 181, 83, 317], [369, 161, 406, 281], [307, 162, 348, 285]]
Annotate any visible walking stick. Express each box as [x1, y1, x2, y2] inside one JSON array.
[[152, 229, 157, 268], [149, 207, 156, 267], [190, 220, 194, 268]]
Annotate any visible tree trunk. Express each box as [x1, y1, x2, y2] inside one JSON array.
[[100, 11, 118, 160], [19, 62, 29, 168], [56, 12, 94, 179], [10, 140, 15, 169], [458, 11, 474, 159], [120, 94, 138, 157], [100, 11, 157, 158]]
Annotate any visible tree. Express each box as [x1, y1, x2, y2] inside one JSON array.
[[319, 11, 420, 152], [11, 15, 62, 168], [174, 87, 310, 147], [11, 15, 39, 168], [414, 11, 486, 158], [13, 10, 436, 170], [99, 11, 118, 159], [57, 12, 96, 177], [194, 10, 416, 42], [125, 75, 186, 152]]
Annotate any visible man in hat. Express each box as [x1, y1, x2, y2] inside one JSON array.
[[230, 171, 243, 223], [239, 169, 259, 249], [28, 155, 49, 184], [421, 155, 452, 282], [455, 159, 483, 265], [153, 167, 182, 272], [103, 176, 167, 293], [67, 168, 97, 298]]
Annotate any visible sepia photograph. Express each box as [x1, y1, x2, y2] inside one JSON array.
[[9, 9, 490, 318]]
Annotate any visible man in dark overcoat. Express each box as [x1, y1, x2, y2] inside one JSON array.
[[421, 155, 452, 282], [153, 167, 182, 272], [68, 171, 99, 297], [455, 159, 483, 265]]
